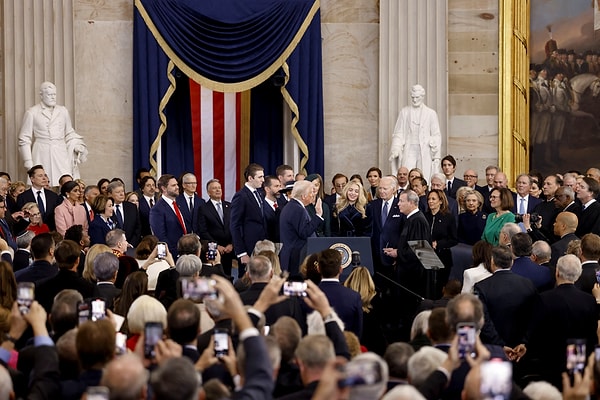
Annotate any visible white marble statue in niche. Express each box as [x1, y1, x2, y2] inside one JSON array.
[[19, 82, 88, 186], [389, 84, 441, 180]]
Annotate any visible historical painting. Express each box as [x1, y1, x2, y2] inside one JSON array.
[[530, 0, 600, 175]]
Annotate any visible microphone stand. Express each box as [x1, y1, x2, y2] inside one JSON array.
[[375, 272, 425, 301]]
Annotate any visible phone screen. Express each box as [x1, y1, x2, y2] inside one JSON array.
[[77, 301, 90, 325], [214, 329, 229, 358], [283, 281, 307, 297], [17, 282, 35, 314], [144, 322, 163, 359], [457, 323, 476, 359], [90, 299, 106, 321], [480, 360, 512, 400], [566, 339, 586, 383], [157, 242, 167, 259]]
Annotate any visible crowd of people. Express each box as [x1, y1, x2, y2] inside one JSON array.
[[1, 158, 600, 399]]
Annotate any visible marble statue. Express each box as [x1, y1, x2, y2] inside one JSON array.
[[389, 84, 441, 180], [19, 82, 88, 186]]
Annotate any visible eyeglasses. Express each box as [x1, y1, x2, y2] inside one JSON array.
[[489, 195, 500, 199], [30, 212, 41, 217], [463, 175, 477, 179]]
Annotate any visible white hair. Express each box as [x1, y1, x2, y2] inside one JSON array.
[[522, 381, 562, 400], [381, 384, 426, 400], [407, 346, 447, 386], [411, 84, 426, 97]]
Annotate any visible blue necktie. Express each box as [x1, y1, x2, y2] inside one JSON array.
[[115, 204, 124, 228], [36, 191, 46, 216], [382, 201, 388, 227], [254, 191, 263, 215]]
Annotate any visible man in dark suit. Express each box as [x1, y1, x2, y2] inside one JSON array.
[[262, 176, 282, 244], [510, 233, 552, 291], [13, 230, 34, 272], [367, 176, 404, 276], [396, 166, 410, 193], [575, 233, 600, 294], [317, 249, 363, 338], [15, 233, 58, 284], [427, 174, 459, 221], [150, 174, 187, 257], [519, 254, 598, 389], [92, 252, 121, 310], [107, 181, 141, 247], [279, 180, 323, 274], [575, 177, 600, 237], [323, 173, 347, 214], [512, 174, 542, 215], [550, 211, 579, 267], [35, 240, 94, 313], [474, 245, 537, 348], [176, 172, 204, 234], [82, 185, 100, 226], [476, 165, 499, 214], [198, 178, 234, 276], [230, 163, 267, 277], [554, 186, 581, 220], [0, 196, 17, 252], [532, 174, 562, 243], [16, 165, 63, 231], [167, 299, 202, 363], [276, 164, 295, 207], [138, 175, 158, 237], [441, 155, 466, 199]]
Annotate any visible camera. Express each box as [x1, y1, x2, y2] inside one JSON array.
[[514, 212, 540, 224]]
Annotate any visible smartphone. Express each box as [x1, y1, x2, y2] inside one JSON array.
[[283, 281, 307, 297], [595, 269, 600, 284], [90, 298, 106, 321], [566, 339, 586, 384], [480, 360, 512, 400], [115, 332, 127, 356], [86, 386, 110, 400], [157, 242, 167, 259], [338, 359, 383, 388], [77, 301, 90, 325], [180, 277, 218, 302], [144, 322, 163, 359], [595, 345, 600, 362], [457, 322, 476, 360], [214, 328, 229, 358], [207, 242, 218, 261], [16, 282, 35, 314]]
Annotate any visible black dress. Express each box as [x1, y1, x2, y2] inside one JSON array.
[[425, 210, 457, 296], [332, 205, 372, 237]]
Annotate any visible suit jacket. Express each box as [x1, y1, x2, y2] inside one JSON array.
[[198, 199, 232, 246], [111, 201, 141, 246], [550, 232, 579, 266], [419, 194, 460, 223], [511, 256, 553, 291], [149, 198, 186, 257], [82, 201, 94, 226], [230, 186, 267, 257], [138, 196, 153, 237], [457, 210, 487, 245], [367, 198, 404, 269], [17, 187, 63, 231], [563, 201, 582, 220], [575, 261, 599, 295], [35, 269, 95, 312], [94, 282, 121, 310], [279, 199, 322, 274], [476, 185, 495, 214], [231, 336, 275, 400], [474, 270, 537, 347], [512, 193, 543, 215], [88, 215, 113, 246], [319, 280, 363, 338], [532, 199, 559, 243], [525, 284, 598, 388], [14, 260, 58, 284], [0, 218, 17, 251], [445, 177, 467, 199], [176, 192, 204, 234], [263, 199, 281, 242], [576, 200, 600, 237], [154, 267, 179, 310], [13, 249, 32, 271]]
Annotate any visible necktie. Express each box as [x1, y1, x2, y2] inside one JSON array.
[[36, 191, 45, 216], [254, 191, 263, 214], [115, 204, 124, 228], [89, 209, 94, 222], [447, 181, 452, 193], [216, 202, 224, 223], [382, 201, 388, 227], [150, 198, 154, 208], [519, 198, 525, 215], [273, 202, 278, 211], [172, 201, 187, 234], [188, 196, 193, 211]]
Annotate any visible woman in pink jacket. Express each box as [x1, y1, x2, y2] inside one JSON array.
[[55, 180, 88, 236]]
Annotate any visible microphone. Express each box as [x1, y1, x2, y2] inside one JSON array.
[[351, 251, 361, 267]]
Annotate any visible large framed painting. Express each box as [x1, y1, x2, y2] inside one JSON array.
[[529, 0, 600, 175]]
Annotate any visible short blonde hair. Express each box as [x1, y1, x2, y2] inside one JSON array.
[[126, 295, 167, 335], [83, 244, 112, 282]]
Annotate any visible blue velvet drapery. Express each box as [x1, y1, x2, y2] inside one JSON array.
[[133, 0, 324, 182]]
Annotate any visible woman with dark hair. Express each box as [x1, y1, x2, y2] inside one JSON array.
[[6, 181, 26, 213], [55, 180, 88, 236], [481, 187, 515, 245], [461, 240, 493, 293], [0, 261, 16, 311], [300, 253, 321, 285], [305, 173, 331, 237], [97, 178, 110, 196], [113, 270, 149, 335], [89, 195, 115, 246], [365, 167, 382, 201], [424, 189, 457, 294], [332, 180, 372, 237], [458, 189, 487, 245]]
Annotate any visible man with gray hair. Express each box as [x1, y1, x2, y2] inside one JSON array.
[[14, 230, 35, 271], [175, 254, 201, 278], [279, 180, 323, 274], [176, 172, 204, 234], [530, 240, 551, 267], [422, 173, 459, 219], [348, 352, 389, 400], [93, 252, 121, 309], [107, 180, 141, 246], [499, 222, 521, 246], [515, 254, 597, 388], [101, 353, 148, 400], [407, 346, 447, 387], [105, 228, 139, 288]]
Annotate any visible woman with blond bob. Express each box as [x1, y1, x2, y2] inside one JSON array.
[[332, 180, 372, 237]]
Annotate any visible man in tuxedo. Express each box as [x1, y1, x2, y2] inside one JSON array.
[[230, 163, 267, 277], [107, 181, 141, 247], [138, 175, 158, 237], [519, 254, 597, 389], [262, 176, 282, 244], [82, 185, 100, 225], [474, 245, 537, 348], [279, 180, 323, 274], [554, 186, 581, 219], [476, 165, 499, 213], [550, 211, 578, 267], [176, 172, 204, 234], [441, 155, 466, 199], [167, 299, 202, 363], [575, 177, 600, 237], [510, 233, 552, 291], [92, 252, 121, 310], [575, 233, 600, 294], [198, 178, 234, 276], [17, 165, 62, 231], [150, 174, 187, 257], [318, 249, 363, 338], [512, 174, 542, 215]]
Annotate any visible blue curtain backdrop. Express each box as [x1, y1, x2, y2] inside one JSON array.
[[133, 0, 324, 182]]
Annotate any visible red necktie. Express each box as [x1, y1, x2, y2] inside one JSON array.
[[172, 200, 187, 234], [89, 209, 94, 221], [273, 202, 278, 210]]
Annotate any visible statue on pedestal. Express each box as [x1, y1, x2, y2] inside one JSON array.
[[389, 84, 441, 180], [19, 82, 88, 186]]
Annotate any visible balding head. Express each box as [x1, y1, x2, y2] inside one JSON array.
[[101, 353, 148, 400], [493, 172, 508, 188], [554, 212, 578, 237], [531, 240, 551, 265]]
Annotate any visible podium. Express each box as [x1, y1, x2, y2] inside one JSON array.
[[408, 240, 445, 299], [306, 237, 374, 282]]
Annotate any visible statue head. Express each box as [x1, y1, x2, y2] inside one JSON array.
[[39, 82, 57, 107], [410, 84, 425, 107]]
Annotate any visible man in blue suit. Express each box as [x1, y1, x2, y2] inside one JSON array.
[[512, 174, 542, 215], [230, 163, 267, 277], [279, 180, 323, 274], [510, 232, 552, 291], [176, 172, 204, 234], [150, 174, 187, 257]]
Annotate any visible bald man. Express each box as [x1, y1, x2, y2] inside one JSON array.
[[586, 167, 600, 183], [100, 353, 148, 399], [550, 212, 579, 267]]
